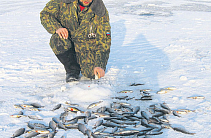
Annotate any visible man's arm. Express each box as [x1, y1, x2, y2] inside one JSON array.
[[40, 0, 63, 34], [94, 10, 111, 79]]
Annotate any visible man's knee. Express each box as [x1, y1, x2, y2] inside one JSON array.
[[49, 33, 73, 55]]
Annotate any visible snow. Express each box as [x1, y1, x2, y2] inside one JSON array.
[[1, 0, 211, 137]]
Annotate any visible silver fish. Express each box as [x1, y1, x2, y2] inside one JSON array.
[[30, 103, 44, 108], [78, 123, 87, 135], [25, 131, 40, 138], [12, 128, 25, 138], [187, 96, 205, 99], [133, 106, 140, 114], [49, 120, 57, 132], [87, 101, 103, 109], [118, 90, 133, 93], [51, 103, 62, 111], [93, 120, 103, 129], [172, 127, 195, 135], [27, 115, 43, 120], [141, 111, 150, 121]]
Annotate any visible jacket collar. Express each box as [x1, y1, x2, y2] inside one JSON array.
[[63, 0, 106, 17]]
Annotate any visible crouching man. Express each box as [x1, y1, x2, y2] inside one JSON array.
[[40, 0, 111, 82]]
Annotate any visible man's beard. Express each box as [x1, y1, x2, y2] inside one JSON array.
[[78, 0, 93, 7]]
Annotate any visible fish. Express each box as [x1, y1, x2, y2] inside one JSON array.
[[111, 96, 129, 100], [187, 96, 205, 99], [66, 106, 84, 113], [93, 120, 103, 129], [78, 123, 87, 135], [140, 89, 152, 92], [10, 111, 27, 118], [93, 112, 110, 118], [172, 127, 196, 135], [173, 110, 181, 117], [141, 111, 150, 121], [30, 103, 44, 108], [133, 106, 140, 114], [102, 121, 126, 128], [27, 115, 43, 120], [25, 131, 40, 138], [113, 129, 140, 136], [130, 83, 144, 86], [51, 103, 62, 111], [157, 89, 171, 94], [34, 128, 50, 134], [87, 101, 103, 109], [117, 90, 133, 93], [11, 128, 25, 138], [49, 120, 57, 132], [65, 101, 79, 106]]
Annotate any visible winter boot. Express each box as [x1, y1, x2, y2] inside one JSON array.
[[56, 48, 81, 82]]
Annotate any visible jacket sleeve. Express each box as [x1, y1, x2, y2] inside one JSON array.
[[94, 10, 111, 70], [40, 0, 63, 34]]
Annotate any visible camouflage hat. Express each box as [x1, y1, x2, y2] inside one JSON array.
[[50, 33, 73, 55]]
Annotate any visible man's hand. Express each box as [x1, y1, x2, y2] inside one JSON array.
[[94, 67, 105, 79], [56, 28, 68, 39]]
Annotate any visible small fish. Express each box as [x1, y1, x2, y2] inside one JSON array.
[[87, 101, 103, 109], [21, 104, 34, 108], [163, 87, 177, 90], [172, 127, 195, 135], [65, 101, 79, 106], [51, 104, 62, 111], [112, 96, 129, 100], [140, 89, 152, 92], [52, 117, 60, 124], [66, 106, 84, 113], [93, 120, 103, 129], [30, 103, 44, 108], [10, 111, 26, 118], [49, 120, 57, 132], [11, 128, 25, 138], [130, 83, 144, 86], [157, 89, 171, 94], [27, 115, 43, 120], [141, 111, 150, 121], [118, 90, 133, 93], [34, 128, 50, 134], [173, 110, 181, 117], [25, 131, 40, 138], [187, 96, 205, 99], [93, 112, 110, 118], [13, 104, 23, 109], [78, 123, 87, 135]]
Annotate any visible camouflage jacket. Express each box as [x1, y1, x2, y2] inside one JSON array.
[[40, 0, 111, 78]]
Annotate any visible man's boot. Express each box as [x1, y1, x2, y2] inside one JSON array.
[[56, 49, 81, 82]]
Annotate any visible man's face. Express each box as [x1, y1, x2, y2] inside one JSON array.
[[79, 0, 93, 7]]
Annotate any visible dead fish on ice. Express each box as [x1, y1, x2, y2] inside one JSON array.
[[51, 103, 62, 111], [157, 87, 176, 94], [117, 90, 133, 93], [187, 96, 205, 99], [87, 101, 103, 109], [172, 126, 195, 135], [129, 83, 144, 86], [11, 128, 25, 138], [10, 111, 27, 118]]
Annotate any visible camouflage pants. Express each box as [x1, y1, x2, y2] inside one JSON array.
[[49, 34, 100, 79], [50, 33, 73, 55]]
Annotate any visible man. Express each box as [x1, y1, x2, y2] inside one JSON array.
[[40, 0, 111, 82]]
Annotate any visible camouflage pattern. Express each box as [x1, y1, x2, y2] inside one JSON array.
[[40, 0, 111, 79], [50, 33, 73, 55]]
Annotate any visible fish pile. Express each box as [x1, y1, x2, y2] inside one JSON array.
[[11, 86, 196, 138]]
